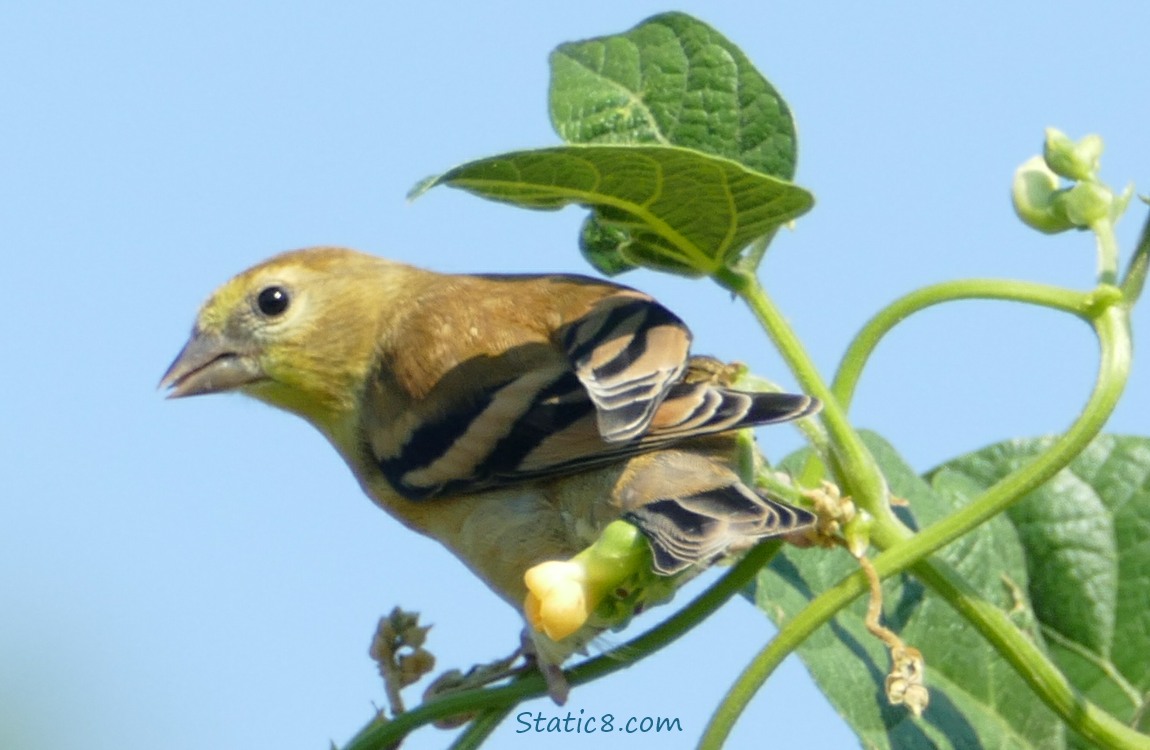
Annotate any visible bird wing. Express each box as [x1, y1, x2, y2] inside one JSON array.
[[362, 274, 815, 500], [558, 289, 690, 442]]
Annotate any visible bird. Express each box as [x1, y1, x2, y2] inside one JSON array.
[[161, 246, 820, 701]]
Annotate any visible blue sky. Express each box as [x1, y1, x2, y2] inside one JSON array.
[[2, 2, 1147, 748]]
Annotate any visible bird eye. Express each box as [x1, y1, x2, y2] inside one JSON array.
[[256, 286, 291, 317]]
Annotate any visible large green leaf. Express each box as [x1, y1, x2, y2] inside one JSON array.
[[548, 12, 802, 276], [550, 11, 798, 181], [416, 13, 810, 278], [757, 433, 1065, 749], [757, 433, 1150, 747], [413, 145, 812, 277], [932, 435, 1150, 746]]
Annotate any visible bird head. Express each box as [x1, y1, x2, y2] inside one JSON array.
[[161, 247, 411, 430]]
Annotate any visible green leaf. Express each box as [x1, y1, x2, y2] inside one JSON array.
[[415, 13, 810, 277], [413, 144, 813, 277], [578, 215, 637, 276], [757, 432, 1065, 749], [550, 12, 798, 181], [930, 435, 1150, 744]]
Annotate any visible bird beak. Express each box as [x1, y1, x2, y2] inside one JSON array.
[[160, 329, 265, 398]]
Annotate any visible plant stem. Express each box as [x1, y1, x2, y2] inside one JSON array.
[[701, 303, 1137, 748], [913, 559, 1150, 750], [449, 705, 514, 749], [340, 539, 786, 750], [713, 267, 890, 517], [1121, 211, 1150, 305], [798, 277, 1097, 491], [830, 279, 1094, 412], [1093, 215, 1121, 287], [867, 300, 1128, 564]]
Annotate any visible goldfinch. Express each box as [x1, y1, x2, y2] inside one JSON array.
[[161, 247, 819, 699]]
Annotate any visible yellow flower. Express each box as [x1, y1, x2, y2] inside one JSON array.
[[524, 560, 593, 641]]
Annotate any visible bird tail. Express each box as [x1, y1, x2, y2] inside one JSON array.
[[620, 448, 817, 575]]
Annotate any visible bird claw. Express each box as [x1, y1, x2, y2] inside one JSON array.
[[421, 644, 531, 728], [423, 647, 526, 699], [517, 628, 571, 705]]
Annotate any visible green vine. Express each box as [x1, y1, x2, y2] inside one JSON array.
[[700, 297, 1139, 748], [698, 145, 1146, 745]]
